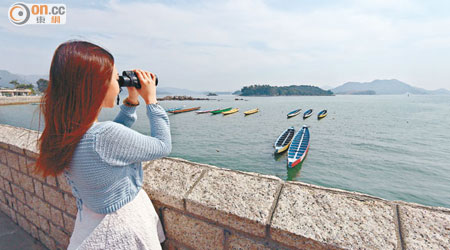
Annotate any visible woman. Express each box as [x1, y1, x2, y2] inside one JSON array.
[[35, 40, 171, 249]]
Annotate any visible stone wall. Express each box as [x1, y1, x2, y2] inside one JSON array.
[[0, 96, 42, 105], [0, 123, 449, 249]]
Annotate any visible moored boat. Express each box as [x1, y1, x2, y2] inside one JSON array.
[[303, 109, 313, 119], [211, 107, 232, 114], [168, 106, 201, 114], [274, 126, 295, 154], [222, 108, 239, 115], [318, 110, 327, 119], [166, 106, 184, 112], [244, 108, 259, 115], [196, 109, 220, 114], [287, 125, 310, 168], [287, 108, 302, 118]]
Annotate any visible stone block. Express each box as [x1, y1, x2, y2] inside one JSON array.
[[18, 155, 28, 174], [185, 168, 282, 237], [50, 222, 70, 247], [226, 231, 271, 250], [24, 204, 40, 227], [0, 162, 12, 181], [12, 170, 34, 193], [50, 206, 64, 228], [39, 215, 50, 232], [43, 184, 65, 210], [142, 158, 205, 210], [270, 182, 399, 249], [398, 204, 450, 249], [11, 183, 25, 203], [39, 229, 56, 250], [6, 151, 19, 170], [56, 174, 72, 194], [34, 179, 44, 198], [64, 193, 77, 217], [63, 213, 75, 234], [0, 148, 7, 164], [16, 213, 31, 235], [163, 208, 224, 250], [46, 176, 57, 187], [0, 124, 40, 157]]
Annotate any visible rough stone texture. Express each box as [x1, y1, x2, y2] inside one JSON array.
[[0, 124, 40, 154], [43, 184, 65, 210], [143, 157, 205, 210], [398, 204, 450, 250], [63, 213, 75, 233], [64, 193, 77, 217], [270, 182, 399, 250], [226, 231, 271, 250], [163, 208, 224, 250], [185, 167, 282, 237]]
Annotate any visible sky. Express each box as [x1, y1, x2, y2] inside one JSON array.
[[1, 0, 450, 91]]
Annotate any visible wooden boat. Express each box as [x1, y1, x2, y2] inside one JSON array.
[[287, 125, 310, 168], [287, 108, 302, 118], [196, 109, 220, 114], [274, 127, 295, 154], [303, 109, 313, 119], [211, 107, 232, 114], [318, 110, 327, 119], [168, 106, 200, 114], [244, 108, 259, 115], [166, 106, 184, 112], [222, 108, 239, 115]]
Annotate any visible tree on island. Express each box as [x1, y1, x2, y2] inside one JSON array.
[[36, 78, 49, 93], [9, 79, 36, 95], [239, 84, 333, 96]]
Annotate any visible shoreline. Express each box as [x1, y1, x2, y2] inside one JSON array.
[[0, 96, 42, 106]]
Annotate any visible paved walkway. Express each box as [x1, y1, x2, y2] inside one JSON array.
[[0, 211, 48, 250]]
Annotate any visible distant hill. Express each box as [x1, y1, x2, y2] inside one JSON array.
[[0, 70, 47, 88], [332, 79, 449, 95]]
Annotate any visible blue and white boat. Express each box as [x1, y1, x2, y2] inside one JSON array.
[[166, 106, 184, 112], [303, 109, 313, 119], [287, 125, 310, 168], [287, 108, 302, 118]]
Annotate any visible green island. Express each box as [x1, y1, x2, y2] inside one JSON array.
[[237, 84, 334, 96]]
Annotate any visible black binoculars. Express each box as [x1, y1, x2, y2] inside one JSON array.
[[118, 71, 158, 89]]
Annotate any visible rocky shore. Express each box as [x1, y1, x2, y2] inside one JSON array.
[[157, 95, 211, 101]]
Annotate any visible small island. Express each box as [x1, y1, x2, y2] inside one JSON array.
[[157, 95, 211, 101], [207, 92, 218, 96], [237, 84, 334, 96]]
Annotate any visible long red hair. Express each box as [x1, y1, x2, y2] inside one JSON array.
[[35, 40, 114, 177]]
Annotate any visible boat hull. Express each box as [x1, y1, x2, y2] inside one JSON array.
[[244, 109, 259, 115], [169, 107, 201, 114], [223, 108, 239, 115]]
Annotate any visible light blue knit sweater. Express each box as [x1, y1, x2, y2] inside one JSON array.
[[63, 103, 171, 219]]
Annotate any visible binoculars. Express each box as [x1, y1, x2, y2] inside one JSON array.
[[118, 71, 158, 89]]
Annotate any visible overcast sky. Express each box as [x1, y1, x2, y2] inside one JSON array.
[[1, 0, 450, 91]]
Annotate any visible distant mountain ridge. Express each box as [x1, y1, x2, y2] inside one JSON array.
[[0, 70, 47, 88], [332, 79, 450, 95]]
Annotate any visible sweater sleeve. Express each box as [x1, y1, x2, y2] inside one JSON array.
[[113, 104, 137, 128], [94, 103, 171, 166]]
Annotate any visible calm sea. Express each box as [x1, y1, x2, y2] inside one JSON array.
[[1, 94, 449, 208]]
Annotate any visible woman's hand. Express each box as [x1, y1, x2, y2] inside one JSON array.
[[126, 86, 139, 104], [133, 69, 157, 104]]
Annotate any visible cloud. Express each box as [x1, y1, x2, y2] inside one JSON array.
[[1, 0, 449, 90]]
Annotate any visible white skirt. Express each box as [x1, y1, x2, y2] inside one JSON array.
[[68, 189, 165, 250]]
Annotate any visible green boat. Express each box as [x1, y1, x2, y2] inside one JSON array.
[[211, 107, 232, 114]]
